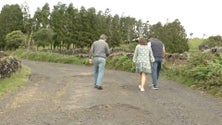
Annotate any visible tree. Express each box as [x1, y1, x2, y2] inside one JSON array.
[[32, 28, 54, 50], [149, 22, 164, 39], [109, 14, 121, 48], [41, 3, 50, 28], [149, 19, 189, 53], [85, 7, 99, 48], [50, 2, 67, 50], [75, 6, 93, 49], [163, 19, 189, 53], [21, 2, 33, 49], [135, 19, 143, 38], [33, 8, 42, 31], [0, 4, 23, 50], [120, 16, 136, 43], [141, 21, 151, 39], [5, 30, 26, 50], [65, 3, 79, 49]]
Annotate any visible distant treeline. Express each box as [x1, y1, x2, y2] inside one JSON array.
[[1, 3, 189, 53]]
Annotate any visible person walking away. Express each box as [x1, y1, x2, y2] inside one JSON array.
[[133, 38, 155, 92], [89, 34, 110, 90], [148, 35, 165, 90]]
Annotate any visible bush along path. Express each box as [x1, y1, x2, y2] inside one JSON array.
[[0, 60, 222, 125]]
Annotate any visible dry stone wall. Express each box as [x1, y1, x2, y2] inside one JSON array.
[[0, 51, 21, 79]]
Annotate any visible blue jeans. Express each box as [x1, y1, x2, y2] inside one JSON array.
[[93, 57, 106, 86], [151, 57, 163, 87]]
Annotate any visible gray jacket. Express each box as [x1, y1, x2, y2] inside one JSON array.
[[89, 39, 110, 58]]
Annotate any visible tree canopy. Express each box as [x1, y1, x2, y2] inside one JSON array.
[[5, 30, 26, 50], [0, 4, 23, 50], [0, 2, 194, 53]]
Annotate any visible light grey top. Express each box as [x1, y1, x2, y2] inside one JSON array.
[[89, 39, 110, 58]]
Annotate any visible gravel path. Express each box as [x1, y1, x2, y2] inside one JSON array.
[[0, 60, 221, 125]]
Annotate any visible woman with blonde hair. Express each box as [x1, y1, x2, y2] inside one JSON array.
[[133, 38, 155, 91]]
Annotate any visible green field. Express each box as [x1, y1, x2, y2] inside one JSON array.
[[188, 38, 203, 52]]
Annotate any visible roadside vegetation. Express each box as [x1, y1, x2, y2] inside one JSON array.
[[163, 38, 222, 97], [12, 49, 89, 65], [0, 65, 30, 97]]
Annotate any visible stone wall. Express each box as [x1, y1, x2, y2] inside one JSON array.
[[0, 51, 21, 79]]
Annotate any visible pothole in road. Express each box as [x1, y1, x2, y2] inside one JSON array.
[[68, 103, 154, 124]]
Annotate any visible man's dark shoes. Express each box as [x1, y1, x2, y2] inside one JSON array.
[[97, 86, 103, 90], [94, 85, 103, 90]]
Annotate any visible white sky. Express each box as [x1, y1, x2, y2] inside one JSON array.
[[1, 0, 222, 38]]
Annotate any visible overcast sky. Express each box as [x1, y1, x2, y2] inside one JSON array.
[[1, 0, 221, 38]]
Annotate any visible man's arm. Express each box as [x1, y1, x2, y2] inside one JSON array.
[[89, 43, 94, 64], [105, 43, 110, 57], [162, 45, 166, 58]]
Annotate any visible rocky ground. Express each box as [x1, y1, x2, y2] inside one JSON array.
[[0, 60, 221, 125]]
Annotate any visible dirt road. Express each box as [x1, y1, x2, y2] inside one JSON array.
[[0, 60, 221, 125]]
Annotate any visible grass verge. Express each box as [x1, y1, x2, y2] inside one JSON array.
[[0, 65, 31, 97]]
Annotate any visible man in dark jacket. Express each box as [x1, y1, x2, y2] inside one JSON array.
[[148, 35, 165, 89]]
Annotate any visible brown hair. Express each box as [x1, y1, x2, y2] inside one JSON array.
[[139, 38, 147, 45], [100, 34, 107, 40]]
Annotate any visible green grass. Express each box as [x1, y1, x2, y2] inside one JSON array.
[[11, 49, 89, 65], [188, 38, 203, 52], [0, 65, 31, 97]]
